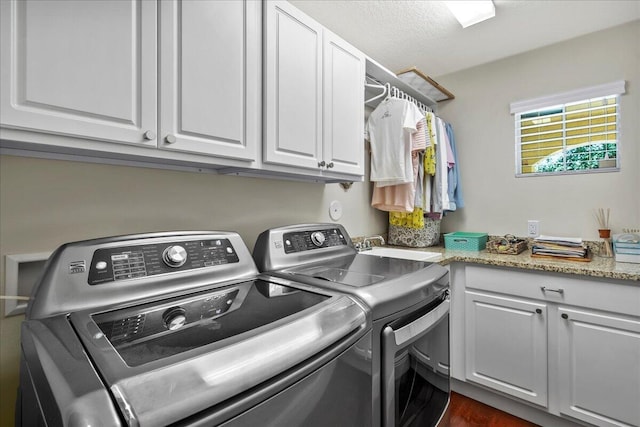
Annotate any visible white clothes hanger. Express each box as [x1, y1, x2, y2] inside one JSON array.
[[364, 77, 386, 104], [385, 83, 393, 100]]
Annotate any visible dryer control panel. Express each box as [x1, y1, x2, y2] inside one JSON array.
[[283, 228, 348, 253], [88, 239, 239, 285]]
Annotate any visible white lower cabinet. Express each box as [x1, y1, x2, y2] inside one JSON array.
[[557, 307, 640, 427], [452, 264, 640, 427], [465, 291, 548, 407]]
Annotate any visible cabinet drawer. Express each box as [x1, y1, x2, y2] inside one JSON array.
[[465, 265, 640, 317]]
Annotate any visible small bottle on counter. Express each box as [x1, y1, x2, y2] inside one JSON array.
[[598, 229, 613, 258]]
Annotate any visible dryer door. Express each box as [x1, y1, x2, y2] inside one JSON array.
[[381, 293, 450, 427]]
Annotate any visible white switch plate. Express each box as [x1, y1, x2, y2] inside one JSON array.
[[329, 200, 343, 221], [528, 220, 540, 238]]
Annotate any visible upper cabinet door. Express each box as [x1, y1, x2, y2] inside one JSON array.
[[159, 0, 259, 161], [263, 0, 323, 170], [323, 31, 365, 176], [0, 0, 157, 146]]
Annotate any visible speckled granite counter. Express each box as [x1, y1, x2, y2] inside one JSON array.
[[386, 245, 640, 282]]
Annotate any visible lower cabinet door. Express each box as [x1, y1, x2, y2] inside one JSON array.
[[465, 290, 548, 407], [557, 307, 640, 427]]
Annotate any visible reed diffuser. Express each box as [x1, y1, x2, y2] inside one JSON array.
[[595, 208, 613, 258]]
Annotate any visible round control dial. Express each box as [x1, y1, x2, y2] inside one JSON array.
[[311, 231, 326, 247], [162, 307, 186, 331], [162, 245, 187, 267]]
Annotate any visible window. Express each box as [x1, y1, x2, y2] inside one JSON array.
[[510, 81, 626, 176]]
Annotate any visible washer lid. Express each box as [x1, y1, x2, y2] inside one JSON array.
[[88, 279, 331, 367], [69, 279, 367, 427], [280, 254, 449, 320], [293, 265, 385, 287], [285, 253, 434, 283]]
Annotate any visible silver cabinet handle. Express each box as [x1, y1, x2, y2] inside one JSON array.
[[318, 161, 326, 167], [541, 286, 564, 294], [143, 130, 156, 140], [387, 299, 449, 347], [165, 134, 177, 144]]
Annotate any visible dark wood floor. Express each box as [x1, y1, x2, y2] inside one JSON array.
[[439, 392, 540, 427]]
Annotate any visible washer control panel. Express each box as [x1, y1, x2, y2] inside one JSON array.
[[88, 239, 239, 285], [283, 228, 347, 253]]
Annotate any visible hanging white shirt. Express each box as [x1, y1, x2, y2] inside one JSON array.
[[437, 117, 450, 211], [365, 97, 424, 184]]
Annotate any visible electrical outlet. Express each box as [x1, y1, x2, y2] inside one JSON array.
[[528, 220, 540, 238]]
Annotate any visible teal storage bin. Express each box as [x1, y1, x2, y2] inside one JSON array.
[[444, 232, 488, 251]]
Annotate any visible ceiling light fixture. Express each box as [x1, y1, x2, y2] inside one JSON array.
[[445, 0, 496, 28]]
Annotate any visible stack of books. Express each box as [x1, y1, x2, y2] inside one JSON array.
[[613, 233, 640, 264], [531, 235, 588, 259]]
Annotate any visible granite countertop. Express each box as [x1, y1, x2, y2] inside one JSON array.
[[386, 244, 640, 282]]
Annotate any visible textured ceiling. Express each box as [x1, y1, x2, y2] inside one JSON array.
[[290, 0, 640, 78]]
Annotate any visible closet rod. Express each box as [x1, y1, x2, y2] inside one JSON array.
[[365, 58, 437, 107], [365, 74, 432, 112]]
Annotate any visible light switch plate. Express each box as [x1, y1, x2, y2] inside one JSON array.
[[329, 200, 343, 221]]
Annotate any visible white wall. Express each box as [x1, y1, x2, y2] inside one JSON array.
[[436, 20, 640, 239], [0, 155, 386, 254]]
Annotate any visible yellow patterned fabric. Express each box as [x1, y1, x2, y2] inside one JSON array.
[[389, 208, 424, 229], [424, 146, 436, 176], [425, 113, 437, 175]]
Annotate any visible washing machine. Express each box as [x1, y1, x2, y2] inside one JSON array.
[[17, 231, 372, 426]]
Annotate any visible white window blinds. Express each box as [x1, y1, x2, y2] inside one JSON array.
[[511, 81, 626, 176]]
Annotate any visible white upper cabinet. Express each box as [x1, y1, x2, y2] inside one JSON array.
[[158, 0, 260, 161], [1, 0, 364, 181], [1, 0, 259, 164], [263, 0, 323, 170], [0, 0, 157, 146], [323, 30, 365, 176], [263, 1, 365, 179]]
